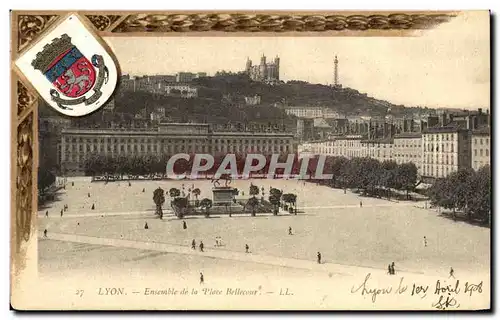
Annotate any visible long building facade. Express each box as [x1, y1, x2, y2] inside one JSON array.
[[421, 127, 471, 179], [60, 123, 297, 174], [298, 109, 490, 180]]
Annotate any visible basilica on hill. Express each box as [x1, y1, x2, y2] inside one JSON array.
[[244, 54, 280, 84]]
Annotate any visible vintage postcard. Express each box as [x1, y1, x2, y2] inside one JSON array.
[[10, 10, 491, 311]]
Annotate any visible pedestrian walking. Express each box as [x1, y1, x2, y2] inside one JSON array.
[[360, 201, 363, 208], [60, 209, 63, 217], [72, 181, 74, 186], [45, 210, 48, 217], [128, 181, 131, 187], [43, 229, 47, 238], [144, 222, 149, 229], [424, 236, 428, 247], [245, 244, 249, 253], [91, 204, 95, 210], [191, 239, 196, 250], [88, 192, 90, 198], [200, 272, 204, 284], [288, 226, 293, 235], [183, 221, 187, 230], [391, 262, 396, 275], [215, 237, 219, 247], [449, 267, 455, 278], [317, 252, 322, 264], [199, 241, 204, 252], [387, 264, 392, 275], [142, 188, 145, 193]]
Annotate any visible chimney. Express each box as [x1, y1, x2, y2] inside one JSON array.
[[440, 112, 448, 126]]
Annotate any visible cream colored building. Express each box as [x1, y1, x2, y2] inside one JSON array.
[[471, 129, 490, 170], [421, 127, 471, 179], [393, 133, 423, 174], [61, 123, 296, 174], [333, 136, 364, 158], [163, 84, 198, 98], [284, 106, 340, 119], [360, 139, 394, 163]]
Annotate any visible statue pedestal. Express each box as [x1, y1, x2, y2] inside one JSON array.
[[212, 187, 237, 205]]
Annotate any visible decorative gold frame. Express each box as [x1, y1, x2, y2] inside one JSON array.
[[10, 9, 457, 295]]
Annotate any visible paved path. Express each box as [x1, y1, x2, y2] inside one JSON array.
[[39, 202, 419, 218], [40, 231, 428, 278], [38, 209, 170, 218]]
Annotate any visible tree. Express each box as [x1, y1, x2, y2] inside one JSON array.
[[153, 187, 165, 219], [468, 165, 491, 223], [249, 184, 260, 197], [269, 188, 282, 216], [38, 167, 56, 195], [282, 193, 297, 214], [428, 177, 454, 212], [200, 198, 213, 218], [84, 153, 105, 177], [379, 160, 398, 199], [247, 196, 259, 217], [171, 197, 188, 219], [331, 156, 349, 188], [169, 188, 181, 198], [396, 163, 418, 199], [192, 188, 201, 200], [115, 155, 129, 179]]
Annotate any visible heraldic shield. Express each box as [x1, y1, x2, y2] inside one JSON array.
[[31, 33, 109, 111]]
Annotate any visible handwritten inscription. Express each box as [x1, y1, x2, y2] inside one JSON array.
[[351, 273, 393, 303], [464, 281, 483, 296], [350, 274, 485, 309]]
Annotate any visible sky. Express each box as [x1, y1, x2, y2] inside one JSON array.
[[106, 11, 489, 110]]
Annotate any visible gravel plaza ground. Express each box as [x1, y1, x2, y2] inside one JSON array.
[[31, 178, 490, 310], [38, 178, 490, 277]]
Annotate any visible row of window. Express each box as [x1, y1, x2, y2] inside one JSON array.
[[394, 144, 421, 148], [422, 165, 455, 178], [394, 154, 420, 159], [64, 137, 291, 145], [473, 138, 489, 145], [62, 145, 291, 161], [422, 155, 456, 165], [424, 134, 456, 141], [474, 149, 490, 157], [424, 143, 455, 153]]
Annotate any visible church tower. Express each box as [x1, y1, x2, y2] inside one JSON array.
[[274, 55, 280, 81], [259, 54, 267, 81], [245, 57, 252, 74]]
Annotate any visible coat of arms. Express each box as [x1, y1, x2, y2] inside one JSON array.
[[31, 34, 109, 111], [15, 14, 117, 117]]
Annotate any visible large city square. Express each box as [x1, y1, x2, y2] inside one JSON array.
[[38, 178, 490, 278]]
